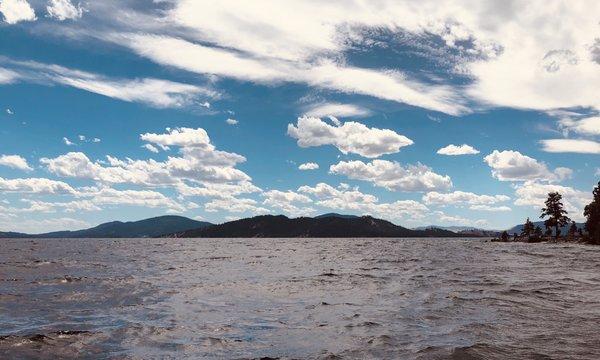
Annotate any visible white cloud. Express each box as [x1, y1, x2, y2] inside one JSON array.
[[262, 189, 314, 216], [0, 154, 32, 171], [83, 187, 188, 213], [205, 197, 269, 214], [0, 68, 18, 84], [330, 159, 452, 192], [176, 181, 261, 198], [558, 116, 600, 136], [140, 127, 211, 148], [92, 137, 100, 143], [0, 59, 217, 109], [0, 0, 36, 24], [0, 176, 75, 194], [304, 103, 371, 118], [431, 211, 488, 227], [514, 182, 591, 221], [437, 144, 480, 156], [298, 182, 428, 221], [46, 0, 83, 21], [483, 150, 569, 182], [469, 204, 511, 212], [0, 217, 89, 234], [298, 162, 319, 170], [142, 143, 159, 153], [5, 108, 13, 115], [78, 135, 86, 141], [116, 33, 467, 115], [225, 118, 238, 125], [540, 139, 600, 154], [63, 137, 75, 146], [42, 128, 253, 189], [423, 191, 509, 205], [288, 116, 413, 158]]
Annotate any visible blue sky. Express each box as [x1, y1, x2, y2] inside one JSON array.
[[0, 0, 599, 233]]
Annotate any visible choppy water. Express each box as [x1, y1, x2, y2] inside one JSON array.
[[1, 238, 600, 359]]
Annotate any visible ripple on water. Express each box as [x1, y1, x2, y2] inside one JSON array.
[[1, 238, 600, 359]]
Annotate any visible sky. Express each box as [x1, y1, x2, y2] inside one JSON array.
[[0, 0, 599, 233]]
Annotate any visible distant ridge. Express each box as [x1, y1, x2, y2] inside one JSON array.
[[173, 215, 465, 238], [0, 215, 212, 238], [505, 221, 584, 236], [314, 213, 359, 219]]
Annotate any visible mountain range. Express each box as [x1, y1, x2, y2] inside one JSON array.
[[505, 221, 584, 236], [2, 213, 571, 239], [174, 214, 462, 238], [0, 215, 211, 238]]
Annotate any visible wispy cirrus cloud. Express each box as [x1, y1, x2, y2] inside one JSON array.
[[0, 58, 218, 108]]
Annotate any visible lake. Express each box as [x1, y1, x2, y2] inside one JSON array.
[[1, 238, 600, 359]]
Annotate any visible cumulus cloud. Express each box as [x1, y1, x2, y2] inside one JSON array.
[[42, 128, 253, 194], [225, 118, 238, 125], [262, 189, 314, 216], [46, 0, 83, 21], [0, 0, 36, 24], [304, 103, 371, 118], [0, 217, 89, 234], [63, 137, 75, 146], [205, 197, 269, 214], [483, 150, 570, 182], [0, 154, 32, 171], [0, 177, 75, 194], [469, 204, 511, 212], [142, 143, 159, 153], [288, 116, 413, 158], [514, 182, 591, 221], [298, 162, 319, 170], [298, 182, 428, 221], [423, 191, 509, 205], [437, 144, 480, 156], [83, 187, 188, 213], [330, 160, 452, 192], [540, 139, 600, 154]]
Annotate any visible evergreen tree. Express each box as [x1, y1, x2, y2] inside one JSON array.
[[568, 221, 577, 238], [533, 225, 543, 238], [501, 230, 509, 242], [540, 192, 570, 239], [521, 217, 535, 237], [584, 181, 600, 244]]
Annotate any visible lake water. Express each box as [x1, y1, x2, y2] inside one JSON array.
[[1, 238, 600, 359]]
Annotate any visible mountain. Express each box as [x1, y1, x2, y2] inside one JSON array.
[[174, 214, 465, 238], [506, 221, 584, 235], [413, 225, 500, 237], [0, 216, 212, 238]]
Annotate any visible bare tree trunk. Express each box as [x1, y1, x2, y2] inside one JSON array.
[[555, 225, 559, 239]]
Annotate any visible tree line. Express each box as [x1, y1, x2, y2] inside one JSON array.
[[500, 181, 600, 244]]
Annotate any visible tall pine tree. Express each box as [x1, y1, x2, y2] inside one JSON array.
[[584, 181, 600, 244], [540, 192, 570, 239]]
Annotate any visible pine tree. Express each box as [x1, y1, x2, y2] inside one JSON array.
[[584, 181, 600, 244], [533, 225, 543, 238], [568, 221, 578, 239], [540, 192, 571, 239], [521, 217, 535, 237]]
